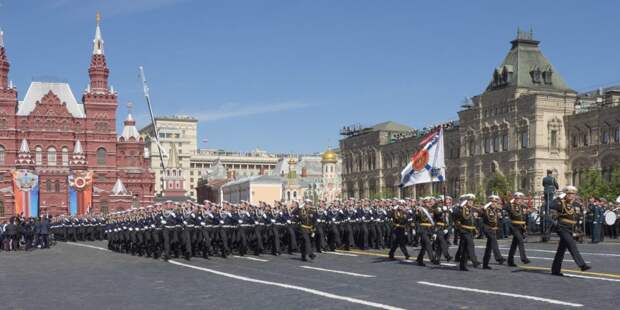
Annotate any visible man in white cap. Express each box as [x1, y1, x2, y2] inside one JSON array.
[[453, 194, 480, 271], [481, 195, 506, 269], [549, 185, 591, 276], [505, 192, 531, 266], [388, 202, 411, 260], [415, 197, 436, 266], [292, 199, 316, 262]]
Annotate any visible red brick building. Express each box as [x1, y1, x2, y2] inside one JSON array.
[[0, 16, 154, 221]]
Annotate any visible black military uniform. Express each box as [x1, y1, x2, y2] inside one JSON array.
[[293, 203, 316, 262], [388, 206, 410, 260], [432, 202, 452, 264], [505, 193, 530, 266], [481, 197, 505, 269], [550, 187, 590, 276], [454, 195, 480, 271], [542, 171, 559, 240], [415, 200, 435, 266]]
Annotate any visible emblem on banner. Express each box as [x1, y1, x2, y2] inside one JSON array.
[[69, 171, 93, 192], [14, 170, 38, 192], [412, 150, 429, 172]]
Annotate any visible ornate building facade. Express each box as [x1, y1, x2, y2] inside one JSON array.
[[279, 149, 342, 204], [0, 16, 155, 221], [340, 31, 620, 199]]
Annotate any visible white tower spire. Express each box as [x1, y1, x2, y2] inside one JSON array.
[[0, 28, 4, 48], [74, 139, 84, 154], [19, 138, 30, 153], [93, 12, 104, 55]]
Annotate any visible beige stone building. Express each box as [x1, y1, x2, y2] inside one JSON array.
[[221, 175, 283, 205], [140, 116, 280, 199], [340, 31, 620, 199]]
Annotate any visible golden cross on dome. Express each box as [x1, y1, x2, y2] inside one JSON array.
[[96, 11, 101, 25], [127, 101, 134, 113]]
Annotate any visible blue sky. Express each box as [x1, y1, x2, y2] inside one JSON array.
[[1, 0, 618, 153]]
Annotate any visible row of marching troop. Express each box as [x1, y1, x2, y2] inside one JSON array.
[[49, 185, 616, 275]]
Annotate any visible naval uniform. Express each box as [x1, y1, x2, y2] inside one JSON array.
[[550, 198, 588, 275], [505, 201, 530, 266], [482, 204, 505, 268]]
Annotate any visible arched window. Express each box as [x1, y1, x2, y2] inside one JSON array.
[[46, 179, 52, 192], [47, 147, 57, 166], [62, 147, 69, 166], [35, 146, 43, 165], [54, 180, 60, 192], [97, 147, 106, 165], [0, 145, 5, 165], [520, 130, 529, 149], [0, 200, 4, 217]]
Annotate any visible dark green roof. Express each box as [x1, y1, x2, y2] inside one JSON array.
[[369, 121, 412, 132], [486, 31, 574, 93]]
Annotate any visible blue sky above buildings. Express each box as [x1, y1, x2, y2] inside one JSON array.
[[0, 0, 618, 153]]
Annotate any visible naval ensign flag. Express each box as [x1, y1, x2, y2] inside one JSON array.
[[400, 128, 445, 187]]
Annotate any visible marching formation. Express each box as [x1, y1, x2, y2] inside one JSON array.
[[47, 185, 620, 276]]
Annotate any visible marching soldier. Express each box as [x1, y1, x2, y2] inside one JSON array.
[[505, 192, 531, 267], [388, 201, 411, 260], [416, 197, 435, 266], [550, 186, 591, 276], [293, 200, 316, 262], [453, 194, 480, 271], [481, 195, 505, 269], [432, 197, 452, 264]]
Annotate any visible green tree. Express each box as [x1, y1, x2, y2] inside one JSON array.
[[579, 169, 609, 199], [485, 172, 511, 197], [607, 166, 620, 199]]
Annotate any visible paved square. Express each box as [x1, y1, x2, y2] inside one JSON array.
[[1, 239, 618, 310]]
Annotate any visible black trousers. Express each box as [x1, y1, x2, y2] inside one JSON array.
[[434, 228, 450, 261], [253, 226, 265, 255], [483, 227, 504, 266], [327, 224, 341, 250], [298, 227, 313, 259], [39, 234, 49, 248], [458, 230, 479, 268], [217, 227, 230, 257], [162, 228, 173, 259], [552, 226, 586, 274], [508, 225, 528, 263], [236, 227, 248, 256], [285, 225, 298, 253], [268, 225, 281, 254], [341, 223, 354, 250], [358, 222, 369, 250], [416, 228, 435, 263], [388, 227, 409, 258], [314, 224, 325, 252]]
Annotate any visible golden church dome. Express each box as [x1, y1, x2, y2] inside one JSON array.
[[287, 157, 297, 165], [321, 149, 338, 163]]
